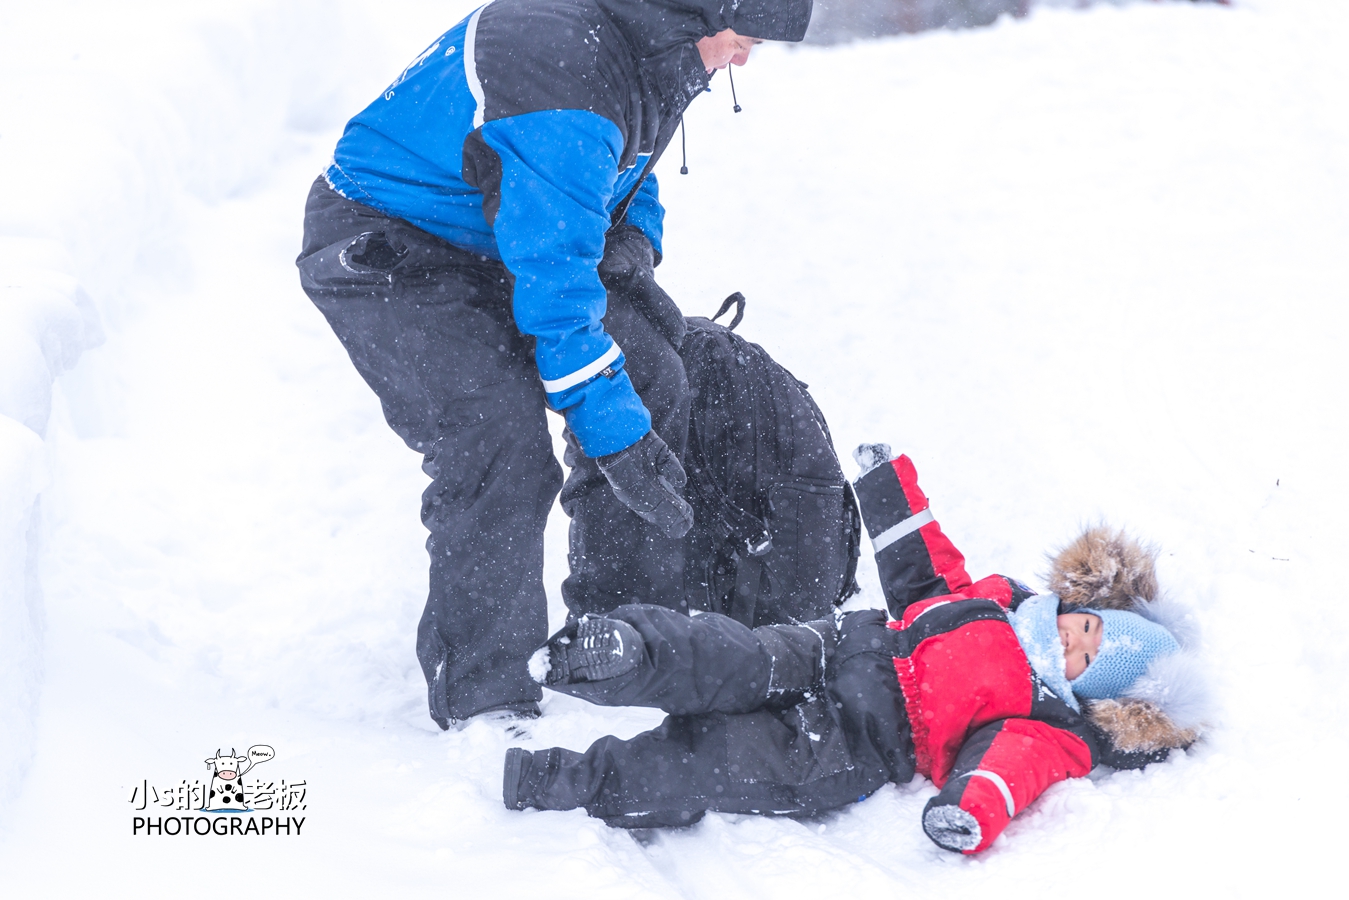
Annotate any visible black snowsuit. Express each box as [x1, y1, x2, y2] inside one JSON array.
[[510, 604, 913, 826]]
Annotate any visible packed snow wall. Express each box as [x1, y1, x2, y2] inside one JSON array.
[[0, 249, 100, 810], [0, 0, 416, 811]]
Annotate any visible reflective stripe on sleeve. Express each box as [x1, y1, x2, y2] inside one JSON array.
[[907, 599, 952, 626], [970, 769, 1016, 818], [871, 508, 935, 553], [540, 342, 622, 394], [465, 3, 489, 129]]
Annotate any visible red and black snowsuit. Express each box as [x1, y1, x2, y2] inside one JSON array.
[[858, 455, 1165, 851], [513, 456, 1160, 851]]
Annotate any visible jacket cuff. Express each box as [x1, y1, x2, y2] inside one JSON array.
[[558, 368, 651, 458]]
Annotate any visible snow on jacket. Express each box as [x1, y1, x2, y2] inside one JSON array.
[[323, 0, 809, 457], [854, 455, 1173, 853]]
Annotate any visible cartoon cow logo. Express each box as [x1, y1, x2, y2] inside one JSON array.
[[202, 745, 275, 812]]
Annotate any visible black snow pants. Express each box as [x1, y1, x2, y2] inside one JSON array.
[[296, 178, 690, 727], [517, 606, 915, 827]]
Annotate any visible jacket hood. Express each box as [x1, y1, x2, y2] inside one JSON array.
[[599, 0, 814, 56], [1045, 525, 1213, 753]]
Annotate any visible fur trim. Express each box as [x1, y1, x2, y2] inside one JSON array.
[[1046, 525, 1158, 610], [1086, 699, 1198, 753], [1121, 651, 1210, 732]]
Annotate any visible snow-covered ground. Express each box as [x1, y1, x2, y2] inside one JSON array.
[[1, 0, 1345, 895]]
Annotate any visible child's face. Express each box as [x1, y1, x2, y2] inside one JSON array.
[[1057, 613, 1103, 680]]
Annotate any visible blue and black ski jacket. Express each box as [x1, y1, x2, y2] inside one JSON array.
[[325, 0, 811, 457]]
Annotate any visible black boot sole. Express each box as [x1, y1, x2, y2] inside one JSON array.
[[546, 617, 642, 685]]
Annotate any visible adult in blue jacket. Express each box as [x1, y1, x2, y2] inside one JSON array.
[[296, 0, 813, 728]]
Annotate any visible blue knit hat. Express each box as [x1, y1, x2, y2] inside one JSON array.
[[1070, 609, 1181, 700]]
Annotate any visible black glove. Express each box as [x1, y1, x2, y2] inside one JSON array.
[[922, 799, 982, 853], [598, 225, 686, 351], [597, 223, 658, 280], [597, 431, 694, 539]]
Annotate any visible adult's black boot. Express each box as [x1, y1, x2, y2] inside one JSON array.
[[538, 617, 644, 686]]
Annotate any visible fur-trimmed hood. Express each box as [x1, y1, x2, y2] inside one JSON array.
[[1046, 525, 1212, 754]]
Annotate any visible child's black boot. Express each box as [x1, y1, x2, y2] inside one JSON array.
[[503, 747, 534, 811]]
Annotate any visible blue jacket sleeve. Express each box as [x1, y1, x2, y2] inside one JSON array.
[[624, 172, 664, 262], [479, 109, 651, 457]]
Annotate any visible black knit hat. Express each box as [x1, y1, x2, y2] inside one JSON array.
[[600, 0, 814, 51], [730, 0, 814, 41]]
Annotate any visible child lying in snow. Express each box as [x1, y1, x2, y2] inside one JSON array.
[[502, 448, 1209, 853]]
